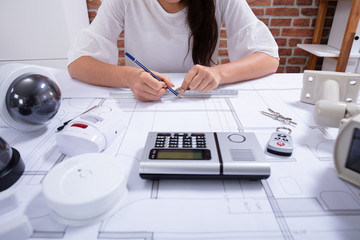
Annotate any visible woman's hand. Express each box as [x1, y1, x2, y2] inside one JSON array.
[[178, 64, 221, 93], [126, 68, 174, 101]]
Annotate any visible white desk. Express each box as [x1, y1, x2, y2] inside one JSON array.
[[1, 69, 360, 239]]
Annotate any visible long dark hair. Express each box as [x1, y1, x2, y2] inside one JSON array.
[[183, 0, 218, 66]]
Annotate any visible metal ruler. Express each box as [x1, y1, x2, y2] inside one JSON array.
[[110, 89, 238, 99]]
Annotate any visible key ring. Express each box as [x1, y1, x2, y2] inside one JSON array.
[[261, 108, 297, 125], [276, 127, 292, 134]]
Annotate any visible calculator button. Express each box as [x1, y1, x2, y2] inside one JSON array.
[[191, 133, 205, 136], [174, 133, 188, 137]]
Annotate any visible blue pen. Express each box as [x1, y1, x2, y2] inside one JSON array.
[[125, 52, 181, 98]]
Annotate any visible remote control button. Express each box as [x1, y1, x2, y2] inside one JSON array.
[[277, 142, 285, 146]]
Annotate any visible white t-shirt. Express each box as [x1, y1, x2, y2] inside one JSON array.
[[68, 0, 279, 73]]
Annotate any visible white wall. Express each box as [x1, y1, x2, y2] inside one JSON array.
[[0, 0, 89, 69]]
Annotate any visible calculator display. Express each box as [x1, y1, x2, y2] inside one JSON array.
[[345, 128, 360, 173], [150, 149, 211, 160]]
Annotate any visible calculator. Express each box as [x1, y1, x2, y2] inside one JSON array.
[[139, 132, 270, 180]]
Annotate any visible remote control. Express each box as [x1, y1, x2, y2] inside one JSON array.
[[267, 130, 293, 156]]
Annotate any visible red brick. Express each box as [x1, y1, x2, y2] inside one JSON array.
[[301, 8, 318, 17], [276, 67, 285, 73], [87, 0, 102, 9], [294, 48, 310, 56], [275, 38, 287, 46], [293, 18, 310, 27], [279, 48, 292, 56], [252, 8, 264, 16], [220, 58, 230, 64], [285, 67, 301, 73], [117, 40, 124, 48], [271, 19, 291, 26], [288, 38, 302, 47], [220, 29, 227, 38], [296, 0, 313, 5], [119, 50, 125, 58], [247, 0, 271, 6], [270, 28, 280, 36], [273, 0, 294, 5], [279, 57, 286, 65], [282, 28, 314, 37], [218, 49, 228, 56], [259, 18, 270, 25], [88, 10, 97, 20], [303, 38, 313, 44], [266, 8, 299, 16], [288, 57, 307, 64], [219, 39, 227, 48], [118, 59, 125, 66]]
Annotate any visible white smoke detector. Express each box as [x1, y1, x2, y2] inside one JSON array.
[[42, 153, 127, 226]]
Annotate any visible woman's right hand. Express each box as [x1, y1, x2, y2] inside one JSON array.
[[126, 68, 174, 101]]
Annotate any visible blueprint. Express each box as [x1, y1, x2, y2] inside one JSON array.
[[0, 69, 359, 240]]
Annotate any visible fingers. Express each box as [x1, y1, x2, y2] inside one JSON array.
[[129, 70, 171, 101], [155, 72, 174, 87], [135, 87, 168, 102], [180, 65, 220, 93]]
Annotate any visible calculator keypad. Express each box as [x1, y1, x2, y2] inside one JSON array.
[[155, 133, 207, 148]]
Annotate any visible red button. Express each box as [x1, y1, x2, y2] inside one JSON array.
[[277, 142, 285, 146], [71, 123, 88, 129]]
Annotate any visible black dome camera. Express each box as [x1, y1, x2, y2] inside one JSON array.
[[0, 64, 61, 131], [0, 137, 24, 191]]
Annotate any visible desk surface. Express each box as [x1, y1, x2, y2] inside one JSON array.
[[1, 69, 360, 240]]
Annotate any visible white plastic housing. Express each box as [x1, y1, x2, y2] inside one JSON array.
[[334, 114, 360, 187], [300, 70, 360, 105], [42, 153, 127, 226], [56, 106, 123, 156]]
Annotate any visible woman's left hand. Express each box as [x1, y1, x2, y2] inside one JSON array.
[[178, 64, 221, 93]]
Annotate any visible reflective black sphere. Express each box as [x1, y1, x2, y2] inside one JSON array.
[[5, 73, 61, 125], [0, 137, 12, 172]]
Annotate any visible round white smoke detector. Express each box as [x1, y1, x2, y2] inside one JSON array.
[[42, 153, 127, 226]]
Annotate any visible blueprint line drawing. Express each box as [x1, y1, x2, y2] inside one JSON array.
[[0, 71, 359, 240]]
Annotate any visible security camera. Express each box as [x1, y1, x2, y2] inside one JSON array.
[[0, 63, 61, 131], [0, 137, 24, 191], [300, 70, 360, 187]]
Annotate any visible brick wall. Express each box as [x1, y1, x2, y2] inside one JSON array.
[[86, 0, 336, 73]]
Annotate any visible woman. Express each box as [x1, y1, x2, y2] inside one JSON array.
[[68, 0, 279, 101]]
